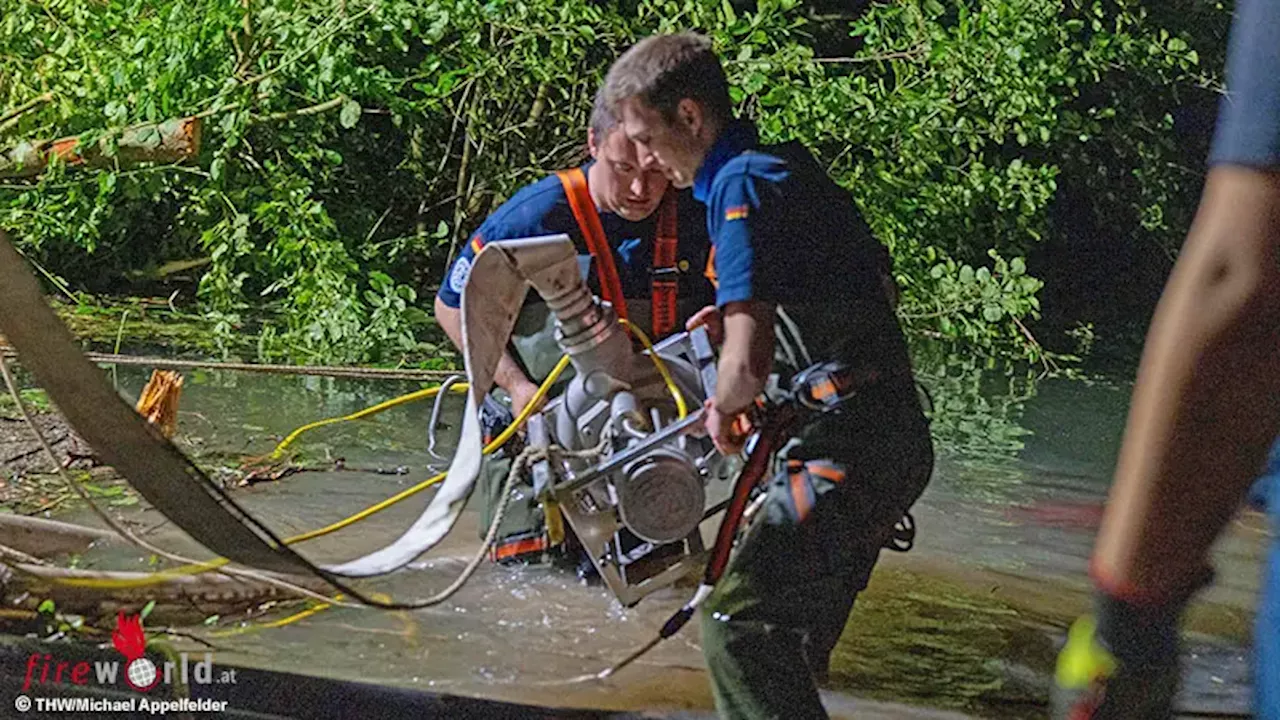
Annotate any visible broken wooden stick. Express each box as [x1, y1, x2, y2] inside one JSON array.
[[135, 370, 184, 439]]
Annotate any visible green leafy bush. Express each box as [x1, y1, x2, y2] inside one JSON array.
[[0, 0, 1225, 365]]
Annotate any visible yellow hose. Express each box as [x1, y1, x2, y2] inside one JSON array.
[[206, 594, 346, 638], [620, 318, 688, 419], [284, 354, 571, 545], [53, 316, 682, 593], [52, 355, 573, 590], [270, 384, 467, 459]]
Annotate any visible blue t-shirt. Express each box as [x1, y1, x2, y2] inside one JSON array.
[[1207, 0, 1280, 169], [436, 163, 712, 314], [1252, 441, 1280, 718], [1248, 438, 1280, 525], [692, 121, 901, 375]]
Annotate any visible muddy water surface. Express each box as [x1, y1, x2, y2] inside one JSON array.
[[56, 366, 1267, 718]]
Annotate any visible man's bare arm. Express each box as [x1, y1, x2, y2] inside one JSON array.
[[1093, 166, 1280, 598], [714, 301, 776, 414], [433, 295, 541, 413]]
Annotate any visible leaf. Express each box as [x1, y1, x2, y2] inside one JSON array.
[[38, 599, 55, 614], [140, 600, 156, 620], [339, 99, 361, 129], [369, 271, 393, 292]]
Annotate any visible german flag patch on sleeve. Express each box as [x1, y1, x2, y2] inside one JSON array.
[[724, 205, 749, 221]]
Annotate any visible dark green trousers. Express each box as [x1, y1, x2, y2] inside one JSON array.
[[700, 407, 933, 720], [478, 452, 542, 543]]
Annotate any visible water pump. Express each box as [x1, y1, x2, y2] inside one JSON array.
[[460, 234, 739, 606]]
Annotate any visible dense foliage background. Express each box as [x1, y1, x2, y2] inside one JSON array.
[[0, 0, 1231, 366]]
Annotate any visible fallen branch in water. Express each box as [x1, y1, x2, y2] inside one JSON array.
[[0, 355, 357, 609], [0, 347, 457, 381], [0, 514, 118, 559], [1, 561, 331, 626]]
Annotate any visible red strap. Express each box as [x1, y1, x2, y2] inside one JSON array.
[[651, 189, 679, 337], [788, 464, 813, 523], [490, 534, 549, 563], [806, 462, 846, 483], [556, 169, 628, 322]]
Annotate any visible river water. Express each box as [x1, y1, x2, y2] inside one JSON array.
[[57, 362, 1267, 719]]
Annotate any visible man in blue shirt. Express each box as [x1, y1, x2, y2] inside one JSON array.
[[605, 34, 933, 719], [434, 90, 713, 417], [433, 90, 714, 566], [1047, 0, 1279, 716]]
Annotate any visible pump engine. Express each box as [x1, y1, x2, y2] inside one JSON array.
[[461, 234, 739, 606]]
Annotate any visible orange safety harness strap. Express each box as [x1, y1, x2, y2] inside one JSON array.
[[704, 246, 719, 290], [490, 532, 549, 563], [651, 189, 680, 336], [556, 168, 628, 322]]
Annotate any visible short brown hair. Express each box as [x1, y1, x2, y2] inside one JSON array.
[[604, 32, 732, 127], [589, 86, 619, 141]]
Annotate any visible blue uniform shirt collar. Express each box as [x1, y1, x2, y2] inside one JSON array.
[[693, 119, 759, 203]]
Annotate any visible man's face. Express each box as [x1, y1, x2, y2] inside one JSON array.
[[618, 97, 707, 190], [589, 126, 668, 221]]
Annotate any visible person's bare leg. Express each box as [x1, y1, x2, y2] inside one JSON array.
[[1093, 165, 1280, 598]]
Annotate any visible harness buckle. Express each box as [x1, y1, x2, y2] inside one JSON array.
[[885, 511, 916, 552], [790, 361, 873, 413]]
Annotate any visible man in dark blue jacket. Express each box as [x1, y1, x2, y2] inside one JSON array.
[[605, 33, 932, 719]]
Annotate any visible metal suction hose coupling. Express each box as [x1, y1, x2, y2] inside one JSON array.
[[543, 277, 634, 383]]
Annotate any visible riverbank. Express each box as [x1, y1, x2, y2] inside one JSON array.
[[42, 296, 459, 371]]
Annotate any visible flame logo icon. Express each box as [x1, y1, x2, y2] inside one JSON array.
[[112, 611, 159, 691]]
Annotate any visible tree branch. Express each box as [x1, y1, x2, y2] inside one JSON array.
[[255, 95, 344, 123], [816, 46, 928, 64], [444, 87, 481, 272], [234, 3, 375, 93], [0, 93, 54, 127]]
